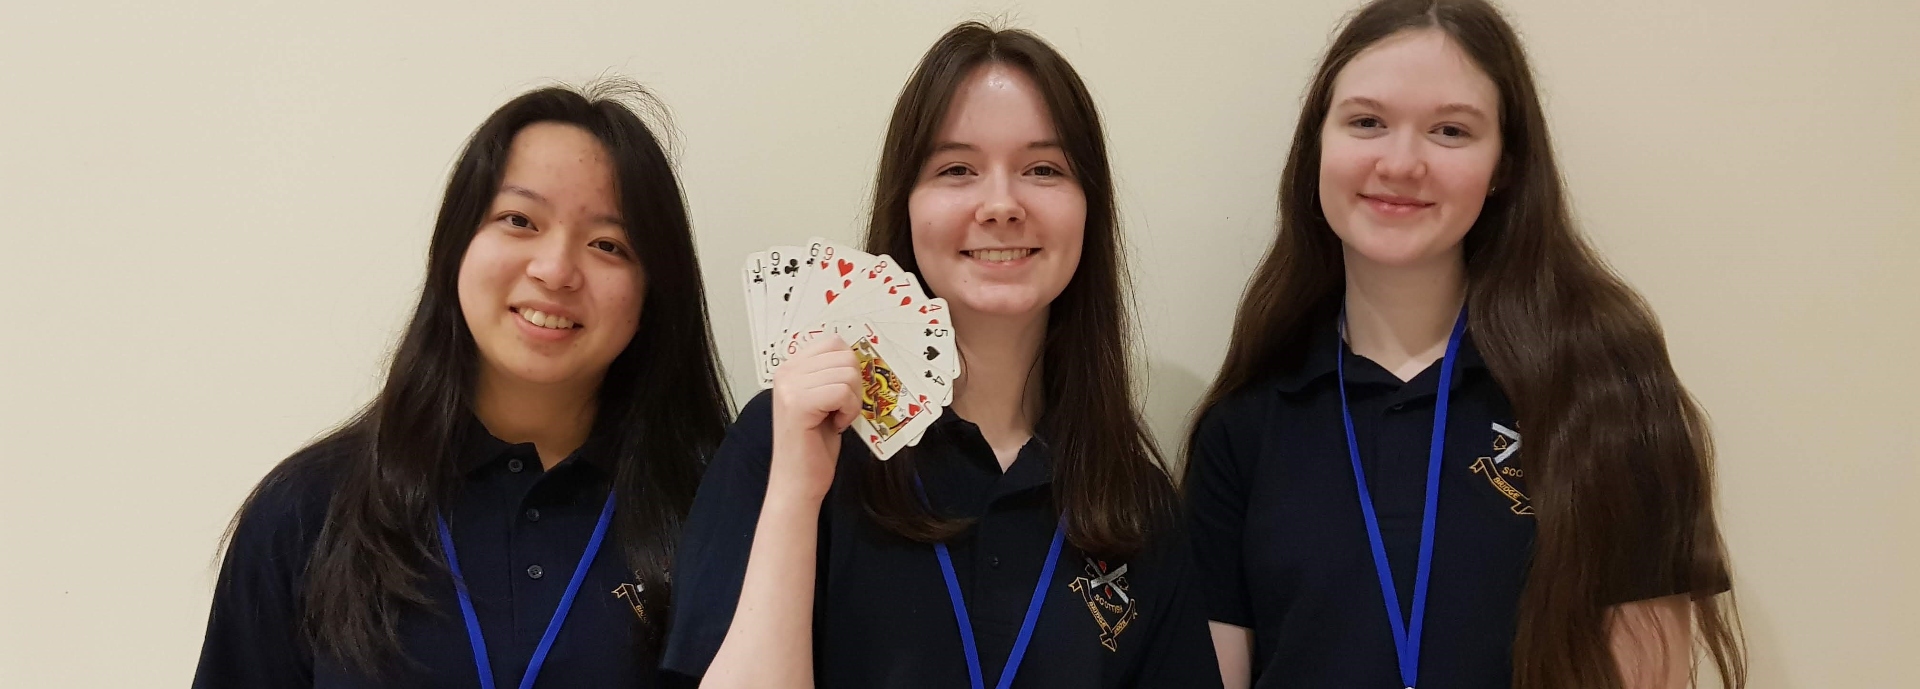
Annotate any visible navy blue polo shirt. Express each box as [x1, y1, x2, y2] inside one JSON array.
[[193, 424, 660, 688], [662, 390, 1224, 688], [1185, 320, 1541, 689]]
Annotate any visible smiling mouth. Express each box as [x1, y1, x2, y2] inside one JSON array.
[[512, 307, 581, 330], [963, 248, 1038, 263], [1359, 194, 1435, 209]]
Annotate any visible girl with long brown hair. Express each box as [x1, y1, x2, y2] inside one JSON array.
[[663, 22, 1221, 689], [1183, 1, 1745, 687]]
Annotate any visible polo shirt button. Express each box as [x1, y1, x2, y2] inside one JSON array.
[[507, 458, 525, 473], [525, 508, 541, 522], [527, 564, 544, 579], [990, 556, 1001, 568], [1389, 403, 1405, 411]]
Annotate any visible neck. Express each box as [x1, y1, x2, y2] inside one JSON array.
[[1341, 247, 1467, 382], [948, 307, 1047, 472], [472, 368, 598, 469]]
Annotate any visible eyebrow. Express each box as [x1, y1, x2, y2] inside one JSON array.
[[929, 140, 1064, 154], [500, 185, 549, 205], [498, 185, 625, 227], [1336, 96, 1490, 120]]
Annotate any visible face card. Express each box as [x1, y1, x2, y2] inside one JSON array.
[[849, 333, 943, 460], [835, 321, 951, 407], [740, 251, 770, 356]]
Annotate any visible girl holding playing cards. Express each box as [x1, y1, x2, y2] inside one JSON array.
[[666, 22, 1223, 689], [194, 83, 731, 688], [1183, 1, 1746, 688]]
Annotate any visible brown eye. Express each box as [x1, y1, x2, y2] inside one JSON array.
[[591, 239, 628, 256], [504, 213, 532, 229]]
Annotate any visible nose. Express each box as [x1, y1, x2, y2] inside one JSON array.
[[525, 229, 583, 291], [974, 172, 1026, 227], [1374, 130, 1427, 181]]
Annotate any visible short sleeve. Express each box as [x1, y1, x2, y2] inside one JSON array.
[[1183, 396, 1259, 628], [660, 389, 777, 681], [1132, 522, 1228, 688], [191, 453, 340, 689]]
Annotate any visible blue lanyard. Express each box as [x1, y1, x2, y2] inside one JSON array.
[[916, 474, 1068, 689], [1336, 305, 1467, 689], [435, 492, 616, 689]]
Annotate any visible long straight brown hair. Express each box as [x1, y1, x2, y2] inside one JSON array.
[[858, 22, 1176, 556], [1186, 0, 1746, 686]]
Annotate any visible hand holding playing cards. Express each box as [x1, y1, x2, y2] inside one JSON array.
[[768, 334, 861, 501], [743, 238, 961, 461]]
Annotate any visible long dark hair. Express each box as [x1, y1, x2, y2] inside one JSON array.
[[233, 81, 730, 675], [857, 22, 1175, 557], [1185, 0, 1746, 686]]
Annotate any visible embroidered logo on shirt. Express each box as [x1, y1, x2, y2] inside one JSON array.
[[1470, 422, 1533, 515], [612, 582, 647, 622], [1068, 557, 1138, 651]]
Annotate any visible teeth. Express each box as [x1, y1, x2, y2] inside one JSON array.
[[518, 308, 576, 330], [969, 248, 1034, 263]]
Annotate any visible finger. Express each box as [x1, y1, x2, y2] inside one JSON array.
[[777, 343, 856, 379], [804, 334, 850, 357]]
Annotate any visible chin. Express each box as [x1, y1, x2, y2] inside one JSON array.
[[1344, 235, 1455, 269], [491, 356, 589, 387]]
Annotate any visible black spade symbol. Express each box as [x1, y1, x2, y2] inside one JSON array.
[[924, 346, 939, 360]]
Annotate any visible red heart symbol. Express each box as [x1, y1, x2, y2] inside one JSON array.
[[826, 291, 839, 303], [900, 297, 911, 306], [868, 335, 879, 344], [842, 279, 852, 288], [869, 434, 880, 442], [908, 403, 921, 414], [929, 319, 941, 324], [837, 259, 854, 276]]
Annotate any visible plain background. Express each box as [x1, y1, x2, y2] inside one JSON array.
[[2, 0, 1914, 685]]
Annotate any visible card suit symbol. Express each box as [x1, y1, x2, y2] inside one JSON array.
[[842, 279, 853, 288], [868, 334, 880, 344], [924, 346, 939, 360], [908, 403, 922, 415], [825, 291, 839, 304], [900, 296, 912, 306], [837, 259, 854, 276], [929, 319, 940, 324], [870, 434, 880, 443]]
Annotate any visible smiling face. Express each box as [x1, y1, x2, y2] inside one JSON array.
[[456, 121, 645, 391], [906, 63, 1086, 324], [1318, 28, 1503, 272]]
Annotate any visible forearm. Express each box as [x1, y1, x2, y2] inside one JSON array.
[[702, 484, 824, 688], [1609, 594, 1693, 689]]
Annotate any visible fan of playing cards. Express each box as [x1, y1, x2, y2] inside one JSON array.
[[741, 238, 961, 460]]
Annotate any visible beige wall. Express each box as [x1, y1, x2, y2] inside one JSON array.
[[1, 0, 1913, 685]]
